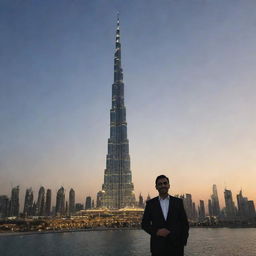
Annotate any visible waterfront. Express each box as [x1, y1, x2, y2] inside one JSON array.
[[0, 228, 256, 256]]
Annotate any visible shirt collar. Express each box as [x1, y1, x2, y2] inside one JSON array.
[[158, 195, 170, 201]]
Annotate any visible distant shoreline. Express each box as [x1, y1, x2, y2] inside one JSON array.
[[0, 227, 139, 237], [1, 226, 256, 237]]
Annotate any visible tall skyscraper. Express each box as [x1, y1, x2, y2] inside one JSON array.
[[183, 194, 193, 220], [224, 189, 236, 219], [65, 201, 68, 216], [32, 202, 36, 216], [9, 186, 20, 217], [69, 188, 75, 215], [56, 186, 65, 216], [45, 189, 52, 216], [211, 184, 220, 216], [101, 16, 135, 209], [236, 190, 249, 219], [36, 186, 45, 216], [192, 202, 197, 219], [208, 199, 213, 217], [248, 200, 256, 219], [198, 200, 206, 221], [23, 188, 33, 217]]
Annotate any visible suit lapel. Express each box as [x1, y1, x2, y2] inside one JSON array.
[[166, 195, 174, 222]]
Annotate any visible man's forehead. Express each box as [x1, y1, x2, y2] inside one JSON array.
[[157, 178, 169, 183]]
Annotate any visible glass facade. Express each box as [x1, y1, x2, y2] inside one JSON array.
[[101, 17, 135, 209]]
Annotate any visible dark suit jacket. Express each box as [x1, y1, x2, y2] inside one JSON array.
[[141, 196, 189, 255]]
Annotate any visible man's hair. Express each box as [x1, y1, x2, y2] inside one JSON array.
[[155, 175, 169, 185]]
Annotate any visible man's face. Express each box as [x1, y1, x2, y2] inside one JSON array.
[[155, 178, 170, 195]]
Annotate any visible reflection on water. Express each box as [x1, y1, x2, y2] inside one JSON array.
[[0, 228, 256, 256]]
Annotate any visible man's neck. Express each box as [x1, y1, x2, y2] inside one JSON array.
[[159, 193, 169, 199]]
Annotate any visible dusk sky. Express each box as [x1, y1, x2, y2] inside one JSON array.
[[1, 0, 256, 208]]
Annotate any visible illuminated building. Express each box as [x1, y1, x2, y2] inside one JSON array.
[[101, 16, 135, 209]]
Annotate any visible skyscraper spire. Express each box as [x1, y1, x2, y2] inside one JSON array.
[[101, 15, 135, 209], [114, 13, 123, 83]]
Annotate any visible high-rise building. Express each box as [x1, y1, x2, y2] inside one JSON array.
[[198, 200, 206, 221], [208, 199, 213, 217], [36, 186, 45, 216], [65, 201, 68, 216], [9, 186, 20, 217], [69, 188, 75, 215], [183, 194, 193, 220], [85, 196, 92, 210], [101, 16, 135, 209], [0, 195, 9, 218], [56, 187, 65, 216], [52, 206, 56, 215], [236, 190, 249, 219], [224, 189, 236, 219], [248, 200, 256, 219], [192, 202, 197, 219], [96, 191, 104, 208], [23, 188, 33, 217], [211, 184, 220, 216], [138, 193, 144, 208], [32, 202, 37, 216], [45, 189, 52, 216]]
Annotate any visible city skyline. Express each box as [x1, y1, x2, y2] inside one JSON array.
[[1, 183, 255, 219], [1, 182, 255, 212], [1, 1, 256, 206]]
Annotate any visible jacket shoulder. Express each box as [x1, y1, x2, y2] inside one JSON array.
[[146, 196, 158, 205], [170, 195, 184, 205], [170, 195, 182, 201]]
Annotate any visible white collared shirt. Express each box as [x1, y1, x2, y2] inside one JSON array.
[[159, 195, 170, 220]]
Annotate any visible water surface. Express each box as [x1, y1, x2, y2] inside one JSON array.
[[0, 228, 256, 256]]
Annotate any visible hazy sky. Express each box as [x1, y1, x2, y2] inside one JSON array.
[[1, 0, 256, 208]]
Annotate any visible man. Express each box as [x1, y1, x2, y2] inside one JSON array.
[[141, 175, 189, 256]]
